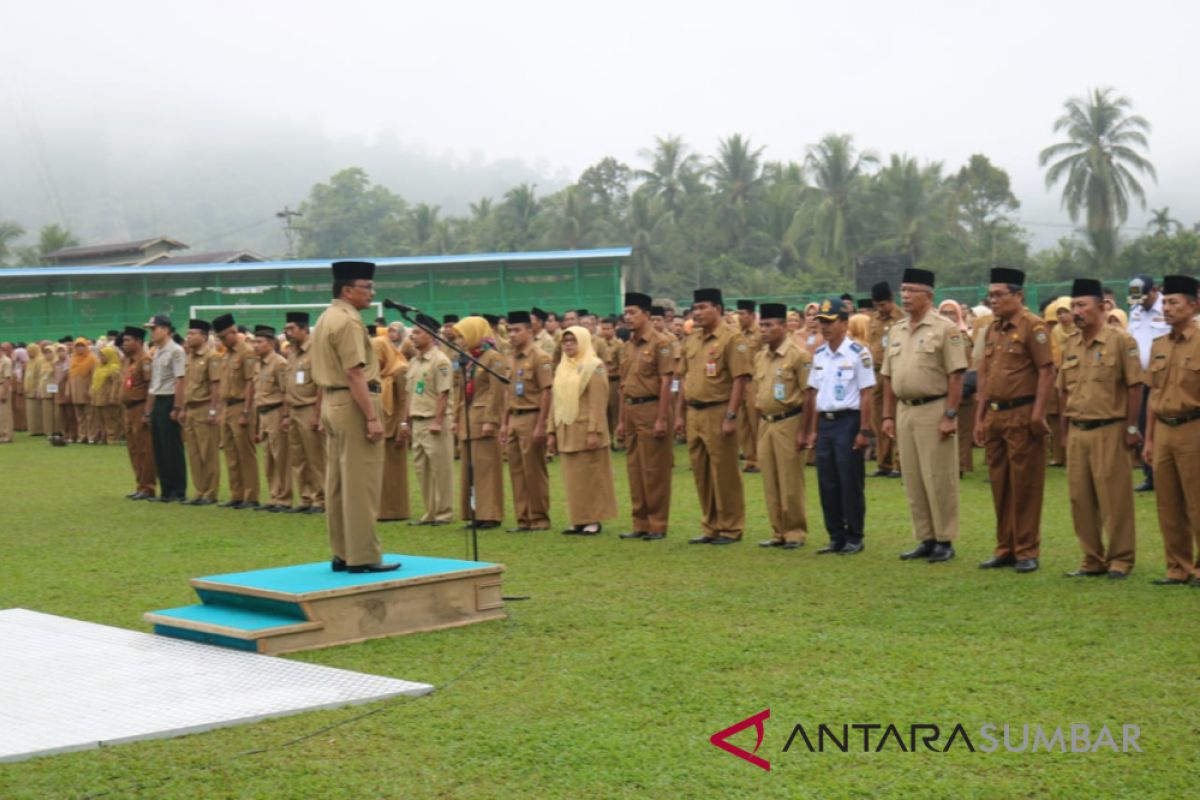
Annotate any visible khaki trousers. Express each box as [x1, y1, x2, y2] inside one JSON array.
[[222, 404, 260, 503], [757, 412, 807, 543], [412, 417, 453, 522], [28, 396, 45, 435], [897, 399, 960, 542], [73, 404, 94, 441], [322, 391, 385, 565], [738, 380, 759, 467], [260, 407, 292, 506], [686, 404, 745, 539], [460, 435, 504, 522], [41, 398, 56, 436], [624, 400, 673, 534], [606, 379, 622, 449], [59, 402, 76, 440], [1066, 422, 1136, 573], [95, 405, 120, 443], [287, 404, 325, 508], [1152, 420, 1200, 581], [506, 411, 550, 528], [379, 438, 410, 520], [184, 409, 221, 500], [958, 396, 977, 472], [984, 405, 1046, 560], [13, 387, 26, 431], [123, 403, 157, 494], [873, 381, 899, 471], [0, 393, 12, 441]]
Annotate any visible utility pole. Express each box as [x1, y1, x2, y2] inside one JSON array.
[[276, 206, 303, 259]]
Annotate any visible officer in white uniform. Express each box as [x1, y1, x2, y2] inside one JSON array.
[[1127, 274, 1171, 491]]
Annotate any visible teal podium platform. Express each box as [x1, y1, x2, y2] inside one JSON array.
[[145, 555, 505, 654]]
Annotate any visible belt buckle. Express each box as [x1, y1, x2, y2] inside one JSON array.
[[823, 412, 835, 421], [989, 402, 1000, 411]]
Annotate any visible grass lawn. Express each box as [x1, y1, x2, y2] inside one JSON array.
[[0, 432, 1195, 799]]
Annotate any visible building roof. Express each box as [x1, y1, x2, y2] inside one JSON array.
[[3, 247, 632, 280], [45, 237, 189, 261], [149, 250, 265, 266]]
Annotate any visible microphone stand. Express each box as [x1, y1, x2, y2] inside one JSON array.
[[390, 306, 508, 563]]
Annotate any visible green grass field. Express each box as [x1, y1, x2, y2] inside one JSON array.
[[0, 432, 1194, 799]]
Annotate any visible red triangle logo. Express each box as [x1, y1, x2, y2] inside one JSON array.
[[710, 708, 771, 771]]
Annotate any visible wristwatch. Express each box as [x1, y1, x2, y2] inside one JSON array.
[[724, 411, 737, 421], [1126, 425, 1139, 436], [944, 409, 958, 419]]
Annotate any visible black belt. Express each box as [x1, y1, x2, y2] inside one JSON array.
[[1070, 417, 1122, 431], [123, 400, 146, 409], [327, 382, 382, 394], [625, 395, 657, 406], [258, 403, 283, 414], [819, 409, 858, 421], [900, 394, 946, 407], [687, 399, 724, 410], [186, 400, 210, 408], [291, 402, 315, 409], [225, 398, 245, 407], [411, 415, 433, 420], [608, 375, 619, 382], [988, 396, 1034, 412], [761, 406, 803, 423], [1156, 409, 1200, 427], [510, 407, 539, 416]]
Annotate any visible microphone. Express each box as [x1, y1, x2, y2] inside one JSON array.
[[382, 298, 420, 315]]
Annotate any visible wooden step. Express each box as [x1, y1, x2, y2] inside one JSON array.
[[145, 604, 323, 653]]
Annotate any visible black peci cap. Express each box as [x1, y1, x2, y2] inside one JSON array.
[[760, 303, 787, 320], [188, 319, 212, 333], [212, 314, 236, 333], [736, 299, 756, 312], [254, 325, 276, 338], [123, 326, 146, 341], [482, 314, 500, 327], [990, 267, 1026, 287], [1161, 274, 1199, 297], [624, 292, 653, 311], [507, 311, 532, 325], [650, 305, 666, 317], [1070, 278, 1104, 300], [902, 267, 936, 288], [331, 260, 375, 281], [285, 311, 310, 325], [871, 281, 893, 302], [531, 307, 549, 322], [694, 288, 723, 306], [443, 314, 460, 325]]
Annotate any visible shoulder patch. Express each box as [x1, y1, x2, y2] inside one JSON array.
[[736, 344, 748, 353], [849, 342, 864, 353], [541, 362, 552, 370], [815, 345, 829, 355], [949, 334, 962, 345], [860, 352, 872, 368], [1035, 331, 1048, 344]]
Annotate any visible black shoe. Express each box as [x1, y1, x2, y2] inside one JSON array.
[[621, 532, 648, 540], [710, 537, 738, 545], [191, 498, 216, 506], [927, 543, 955, 563], [837, 541, 865, 555], [283, 506, 310, 514], [781, 541, 803, 550], [886, 471, 902, 478], [347, 561, 402, 574], [507, 526, 532, 533], [1107, 570, 1128, 580], [1064, 570, 1106, 578], [1014, 558, 1039, 573], [900, 540, 936, 560], [409, 520, 434, 527], [1151, 577, 1188, 585], [426, 519, 449, 526], [759, 540, 785, 548], [218, 501, 240, 508], [978, 555, 1017, 569], [642, 533, 666, 541], [253, 504, 276, 512], [562, 526, 583, 535], [128, 491, 154, 500], [1134, 481, 1154, 492], [152, 495, 181, 503], [331, 556, 347, 572], [742, 465, 760, 474], [688, 536, 716, 544], [817, 544, 844, 554], [870, 469, 890, 477], [237, 502, 261, 510], [304, 506, 325, 514], [268, 506, 290, 513], [125, 492, 141, 499]]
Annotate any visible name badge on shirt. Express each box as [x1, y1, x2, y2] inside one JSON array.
[[835, 384, 846, 402], [415, 380, 425, 395], [670, 378, 680, 393], [705, 361, 717, 377], [47, 383, 58, 394], [515, 381, 526, 397], [773, 383, 785, 401], [295, 370, 306, 384]]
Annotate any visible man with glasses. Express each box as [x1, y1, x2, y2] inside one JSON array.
[[974, 268, 1055, 574], [311, 262, 397, 573]]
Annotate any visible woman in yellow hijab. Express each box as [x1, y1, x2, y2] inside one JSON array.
[[68, 338, 98, 443], [1107, 307, 1128, 329], [372, 336, 411, 522], [23, 343, 48, 435], [548, 326, 617, 535], [90, 345, 123, 444], [450, 316, 507, 528]]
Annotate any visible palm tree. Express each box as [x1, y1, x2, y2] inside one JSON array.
[[758, 162, 808, 271], [873, 154, 947, 263], [626, 189, 665, 290], [409, 203, 440, 251], [804, 133, 877, 276], [497, 184, 539, 251], [1038, 88, 1156, 272], [636, 135, 702, 222], [1147, 206, 1182, 237], [0, 220, 24, 266], [708, 134, 765, 247]]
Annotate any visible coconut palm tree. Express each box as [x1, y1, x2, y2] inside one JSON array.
[[804, 134, 877, 276], [1147, 206, 1182, 237], [636, 135, 702, 223], [0, 220, 24, 266], [1038, 88, 1156, 271], [873, 154, 948, 263], [708, 133, 765, 247]]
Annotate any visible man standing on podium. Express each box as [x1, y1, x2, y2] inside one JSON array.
[[311, 261, 398, 574]]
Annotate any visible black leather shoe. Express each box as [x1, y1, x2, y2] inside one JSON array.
[[253, 504, 276, 512], [817, 544, 844, 554], [562, 526, 582, 535], [125, 492, 141, 499], [409, 520, 434, 526], [886, 471, 902, 478], [1064, 570, 1106, 577], [236, 502, 261, 510], [759, 540, 785, 548], [1107, 570, 1128, 580], [742, 465, 760, 474], [476, 520, 501, 530], [129, 491, 154, 500], [191, 498, 216, 506], [218, 501, 240, 508], [1014, 558, 1039, 573], [978, 555, 1017, 569], [870, 469, 890, 477], [642, 533, 666, 541], [837, 541, 865, 555], [304, 506, 325, 514], [710, 537, 738, 545], [781, 541, 803, 550], [688, 536, 716, 544], [620, 532, 648, 539], [331, 556, 347, 572], [900, 540, 936, 560], [1151, 577, 1188, 585], [347, 561, 402, 574], [1134, 481, 1154, 492], [927, 543, 955, 563], [268, 506, 290, 513], [152, 495, 181, 503], [283, 506, 309, 513]]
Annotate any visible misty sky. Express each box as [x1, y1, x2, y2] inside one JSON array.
[[3, 0, 1196, 247]]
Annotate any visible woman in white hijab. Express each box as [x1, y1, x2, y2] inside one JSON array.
[[547, 326, 617, 535]]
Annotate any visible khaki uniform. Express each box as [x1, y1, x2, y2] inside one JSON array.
[[119, 351, 157, 494], [313, 299, 385, 565], [52, 361, 73, 439], [379, 358, 410, 521], [256, 350, 292, 507], [534, 329, 557, 359], [754, 338, 812, 543], [619, 329, 675, 534], [183, 347, 222, 501], [1057, 327, 1143, 573], [869, 305, 907, 472], [505, 343, 554, 529], [67, 365, 95, 442], [737, 325, 763, 469], [600, 335, 624, 446], [91, 365, 122, 444], [882, 312, 968, 543], [680, 325, 753, 539], [1147, 322, 1200, 581], [979, 307, 1054, 561], [551, 368, 618, 525], [407, 347, 454, 523], [0, 354, 13, 442], [286, 339, 325, 510], [456, 347, 508, 522], [219, 341, 260, 504]]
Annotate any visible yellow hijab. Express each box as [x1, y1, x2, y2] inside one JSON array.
[[452, 316, 493, 351], [847, 313, 871, 344], [91, 346, 121, 395], [1108, 308, 1128, 329], [552, 326, 602, 427], [24, 344, 45, 393], [372, 337, 407, 416], [69, 338, 97, 378]]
